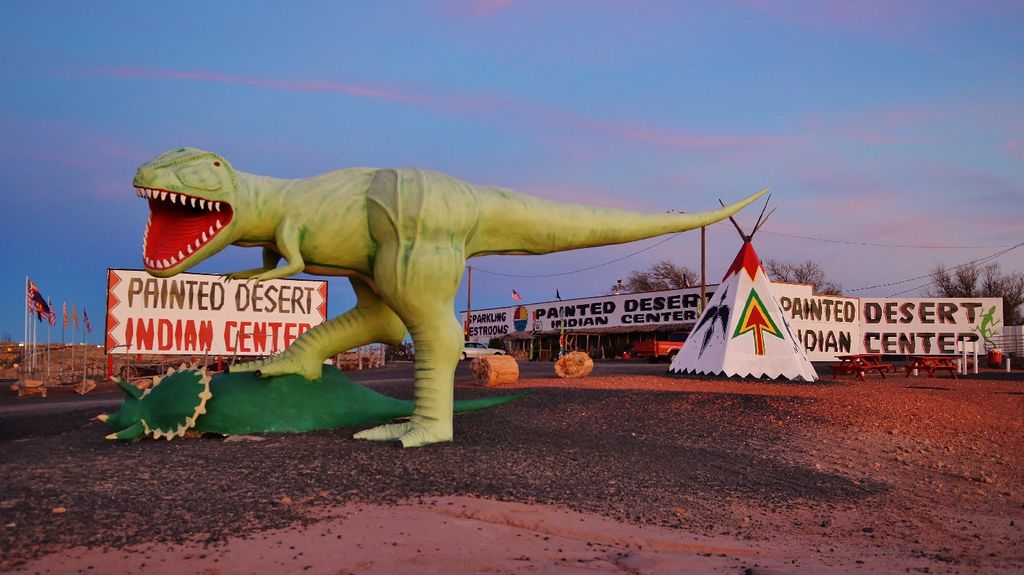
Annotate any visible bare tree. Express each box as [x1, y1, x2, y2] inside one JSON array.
[[612, 260, 698, 293], [928, 263, 1023, 325], [764, 259, 843, 296]]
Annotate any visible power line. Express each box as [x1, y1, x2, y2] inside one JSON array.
[[473, 231, 684, 278], [844, 239, 1024, 295], [759, 230, 1011, 250]]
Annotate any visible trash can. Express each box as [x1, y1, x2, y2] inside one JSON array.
[[987, 349, 1003, 368]]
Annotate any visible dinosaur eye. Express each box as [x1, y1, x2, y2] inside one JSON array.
[[213, 161, 221, 167]]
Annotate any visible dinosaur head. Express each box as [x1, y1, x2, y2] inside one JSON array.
[[97, 379, 145, 435], [133, 148, 238, 277], [100, 366, 213, 441]]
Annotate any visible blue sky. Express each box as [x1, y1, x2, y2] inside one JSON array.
[[2, 0, 1023, 343]]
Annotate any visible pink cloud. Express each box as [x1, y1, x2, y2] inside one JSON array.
[[735, 0, 966, 46], [107, 68, 435, 107], [829, 105, 944, 146], [436, 0, 515, 18], [593, 121, 792, 151], [101, 67, 786, 157], [930, 162, 1023, 205], [1004, 140, 1024, 162], [462, 0, 516, 17]]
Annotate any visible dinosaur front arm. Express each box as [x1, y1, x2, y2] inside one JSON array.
[[225, 248, 283, 280], [245, 220, 305, 283]]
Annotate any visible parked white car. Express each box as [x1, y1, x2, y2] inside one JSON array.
[[461, 342, 506, 360]]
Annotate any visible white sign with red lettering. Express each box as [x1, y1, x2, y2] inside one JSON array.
[[105, 269, 327, 356]]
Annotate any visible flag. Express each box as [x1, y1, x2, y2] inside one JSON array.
[[512, 289, 522, 302], [556, 289, 562, 301], [83, 309, 92, 334], [47, 298, 56, 326], [72, 304, 79, 330], [26, 280, 52, 322], [63, 301, 69, 329]]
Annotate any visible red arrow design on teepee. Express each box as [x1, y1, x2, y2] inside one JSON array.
[[732, 289, 783, 355]]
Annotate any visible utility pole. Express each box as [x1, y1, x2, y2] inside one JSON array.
[[700, 226, 707, 310], [463, 265, 472, 341]]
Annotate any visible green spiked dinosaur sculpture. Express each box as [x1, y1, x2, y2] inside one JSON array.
[[100, 365, 522, 440], [133, 147, 765, 446]]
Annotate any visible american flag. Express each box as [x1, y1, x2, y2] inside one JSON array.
[[47, 299, 56, 326], [83, 309, 92, 333], [512, 289, 522, 302]]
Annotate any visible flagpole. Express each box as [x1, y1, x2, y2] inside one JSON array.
[[81, 311, 88, 382], [46, 299, 51, 384], [23, 276, 29, 379], [32, 312, 38, 374], [71, 307, 76, 376]]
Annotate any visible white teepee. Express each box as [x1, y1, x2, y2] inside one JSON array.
[[670, 209, 817, 381]]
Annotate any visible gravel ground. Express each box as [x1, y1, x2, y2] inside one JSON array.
[[1, 368, 1022, 573]]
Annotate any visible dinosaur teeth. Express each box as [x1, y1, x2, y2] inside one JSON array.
[[213, 202, 221, 212], [199, 200, 207, 210], [208, 225, 215, 237], [215, 219, 222, 230], [167, 192, 177, 204], [191, 197, 197, 208], [186, 245, 194, 254], [201, 231, 208, 243], [178, 250, 185, 260], [195, 239, 202, 248], [159, 191, 168, 201]]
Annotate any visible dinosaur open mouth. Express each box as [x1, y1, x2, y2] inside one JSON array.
[[137, 186, 234, 271]]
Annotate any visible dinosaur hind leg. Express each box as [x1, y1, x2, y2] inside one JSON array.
[[353, 312, 462, 447], [354, 250, 465, 447], [230, 279, 407, 380]]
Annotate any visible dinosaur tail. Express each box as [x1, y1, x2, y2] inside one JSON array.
[[467, 188, 767, 257], [453, 392, 532, 414]]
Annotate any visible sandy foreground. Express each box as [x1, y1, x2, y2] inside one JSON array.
[[2, 369, 1022, 574], [5, 496, 843, 574]]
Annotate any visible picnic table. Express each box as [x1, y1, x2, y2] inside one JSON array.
[[830, 354, 894, 381], [904, 356, 959, 379]]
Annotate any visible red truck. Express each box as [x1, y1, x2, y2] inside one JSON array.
[[632, 332, 688, 362]]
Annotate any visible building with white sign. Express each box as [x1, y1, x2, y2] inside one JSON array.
[[462, 283, 1003, 362]]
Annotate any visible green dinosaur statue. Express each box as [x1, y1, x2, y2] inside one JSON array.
[[133, 147, 765, 446], [99, 365, 524, 440]]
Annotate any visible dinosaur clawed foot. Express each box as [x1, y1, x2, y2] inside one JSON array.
[[229, 352, 324, 381], [353, 422, 453, 448]]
